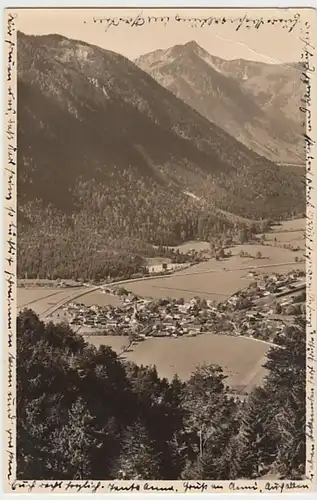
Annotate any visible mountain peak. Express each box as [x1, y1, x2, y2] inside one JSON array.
[[17, 32, 304, 282], [135, 41, 304, 165], [183, 40, 201, 51]]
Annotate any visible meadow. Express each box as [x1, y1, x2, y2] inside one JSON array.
[[18, 221, 304, 397], [17, 287, 77, 316], [17, 218, 305, 310], [123, 241, 305, 302], [168, 240, 210, 254], [17, 287, 121, 317], [72, 290, 122, 307], [271, 218, 305, 232], [86, 333, 269, 393], [265, 230, 304, 248]]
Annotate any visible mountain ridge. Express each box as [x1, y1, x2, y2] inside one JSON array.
[[135, 41, 304, 164], [17, 32, 305, 280]]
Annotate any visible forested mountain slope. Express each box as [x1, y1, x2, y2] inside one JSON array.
[[17, 32, 304, 280]]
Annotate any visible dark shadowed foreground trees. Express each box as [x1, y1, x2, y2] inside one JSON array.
[[17, 310, 306, 480], [220, 317, 306, 480]]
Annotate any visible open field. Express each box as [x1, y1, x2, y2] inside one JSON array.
[[271, 217, 305, 232], [264, 217, 305, 253], [265, 230, 304, 250], [168, 240, 210, 254], [72, 290, 122, 307], [124, 242, 305, 301], [168, 218, 305, 255], [87, 333, 269, 393], [123, 270, 244, 301], [18, 287, 64, 307], [17, 286, 121, 317], [17, 287, 79, 315], [17, 218, 306, 311]]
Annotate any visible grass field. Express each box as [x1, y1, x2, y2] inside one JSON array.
[[17, 218, 305, 310], [74, 290, 122, 307], [271, 218, 305, 232], [265, 231, 305, 251], [265, 217, 305, 253], [17, 287, 77, 315], [17, 219, 303, 400], [169, 240, 210, 254], [17, 286, 122, 316], [124, 241, 305, 301], [87, 333, 269, 393]]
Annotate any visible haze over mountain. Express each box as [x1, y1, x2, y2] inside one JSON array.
[[17, 32, 304, 279], [135, 41, 304, 165]]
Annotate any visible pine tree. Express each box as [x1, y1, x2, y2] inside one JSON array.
[[181, 364, 237, 472], [112, 420, 161, 480], [263, 319, 306, 478], [273, 402, 305, 478], [51, 398, 99, 479], [232, 387, 273, 478]]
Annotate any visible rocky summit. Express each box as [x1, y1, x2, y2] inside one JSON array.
[[135, 41, 304, 165]]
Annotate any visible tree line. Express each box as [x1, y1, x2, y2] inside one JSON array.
[[17, 310, 305, 480], [18, 178, 273, 282]]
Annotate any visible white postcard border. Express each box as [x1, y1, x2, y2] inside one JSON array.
[[3, 6, 317, 495]]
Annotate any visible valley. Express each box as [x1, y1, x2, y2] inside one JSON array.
[[15, 15, 308, 483], [18, 218, 305, 309], [17, 32, 305, 286], [18, 218, 306, 393]]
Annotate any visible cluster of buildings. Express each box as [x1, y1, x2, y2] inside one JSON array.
[[64, 269, 306, 345], [225, 309, 287, 342], [224, 270, 305, 310], [64, 296, 224, 337], [146, 262, 189, 275], [220, 270, 306, 341]]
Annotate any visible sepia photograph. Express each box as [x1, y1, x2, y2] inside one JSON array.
[[3, 6, 317, 493]]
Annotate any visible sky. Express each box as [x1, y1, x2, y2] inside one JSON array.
[[15, 7, 305, 63]]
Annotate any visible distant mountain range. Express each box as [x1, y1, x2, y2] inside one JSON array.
[[135, 41, 304, 165], [17, 32, 305, 279]]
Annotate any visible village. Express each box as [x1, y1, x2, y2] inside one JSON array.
[[62, 269, 306, 344]]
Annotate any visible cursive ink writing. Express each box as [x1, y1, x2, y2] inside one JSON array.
[[5, 9, 17, 491], [265, 481, 285, 493], [143, 482, 176, 492], [12, 480, 36, 493], [108, 482, 140, 492], [7, 451, 15, 482], [230, 481, 258, 491], [65, 480, 102, 493], [299, 16, 316, 489], [5, 13, 17, 82], [183, 481, 208, 493], [87, 11, 300, 33]]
